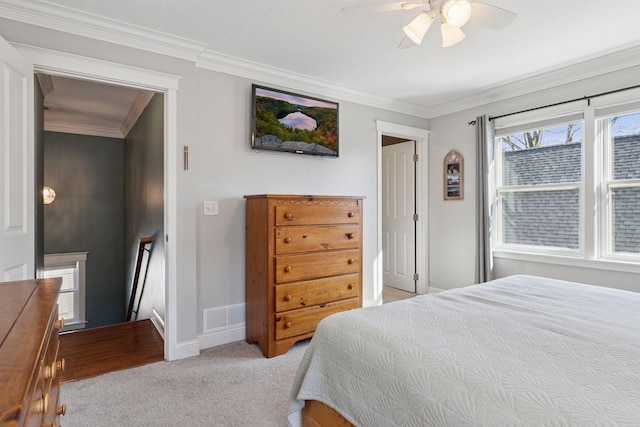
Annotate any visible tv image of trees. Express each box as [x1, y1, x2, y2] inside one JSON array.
[[254, 93, 338, 153]]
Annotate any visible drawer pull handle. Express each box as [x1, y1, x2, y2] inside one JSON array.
[[348, 212, 355, 218], [284, 294, 292, 301], [56, 403, 67, 416], [35, 393, 50, 414], [285, 321, 292, 328], [345, 232, 354, 239], [348, 259, 355, 264], [284, 266, 292, 273], [348, 283, 354, 290], [284, 237, 291, 243], [57, 358, 66, 373], [284, 212, 294, 220], [54, 318, 64, 330]]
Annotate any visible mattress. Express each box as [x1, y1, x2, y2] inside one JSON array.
[[285, 275, 640, 426]]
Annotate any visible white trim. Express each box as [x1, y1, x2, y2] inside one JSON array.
[[375, 121, 430, 300], [0, 0, 207, 62], [3, 0, 640, 119], [44, 251, 88, 330], [175, 339, 200, 360], [493, 250, 640, 275], [151, 308, 165, 339], [44, 121, 124, 139], [13, 43, 180, 91], [427, 44, 640, 118], [196, 50, 428, 118], [121, 91, 154, 137], [198, 326, 246, 351], [19, 44, 183, 361]]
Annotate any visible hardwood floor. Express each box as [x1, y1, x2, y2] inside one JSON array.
[[59, 319, 164, 383], [382, 286, 416, 303], [59, 291, 411, 384]]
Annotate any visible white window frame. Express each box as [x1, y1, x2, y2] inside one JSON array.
[[597, 108, 640, 262], [491, 94, 640, 271], [493, 113, 586, 257], [44, 252, 88, 331]]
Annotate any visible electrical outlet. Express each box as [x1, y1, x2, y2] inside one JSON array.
[[203, 200, 218, 216]]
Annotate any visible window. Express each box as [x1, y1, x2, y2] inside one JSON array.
[[44, 252, 88, 331], [495, 118, 584, 252], [599, 110, 640, 258], [493, 101, 640, 265]]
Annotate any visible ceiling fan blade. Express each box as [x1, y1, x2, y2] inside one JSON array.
[[341, 1, 420, 16], [397, 36, 418, 49], [468, 2, 516, 30]]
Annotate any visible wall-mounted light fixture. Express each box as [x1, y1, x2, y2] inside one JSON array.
[[43, 186, 56, 205]]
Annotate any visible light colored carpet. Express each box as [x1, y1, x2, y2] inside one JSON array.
[[60, 339, 309, 427]]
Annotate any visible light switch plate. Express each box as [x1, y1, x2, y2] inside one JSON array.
[[204, 200, 218, 216]]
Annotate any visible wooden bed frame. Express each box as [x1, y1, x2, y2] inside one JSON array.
[[302, 400, 354, 427]]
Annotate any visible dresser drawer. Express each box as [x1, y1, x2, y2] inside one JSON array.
[[275, 274, 360, 312], [276, 249, 360, 283], [275, 205, 360, 226], [275, 298, 359, 340], [275, 225, 359, 254]]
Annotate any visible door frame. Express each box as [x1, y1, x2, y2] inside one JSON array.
[[376, 121, 429, 299], [381, 140, 417, 293], [15, 43, 181, 361]]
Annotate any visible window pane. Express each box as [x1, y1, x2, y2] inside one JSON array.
[[57, 292, 75, 321], [43, 267, 75, 291], [611, 112, 640, 180], [500, 190, 580, 249], [499, 122, 583, 186], [611, 187, 640, 254]]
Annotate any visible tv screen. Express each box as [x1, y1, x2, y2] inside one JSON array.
[[251, 84, 339, 157]]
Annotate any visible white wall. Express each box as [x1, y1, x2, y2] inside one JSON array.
[[0, 19, 429, 352], [428, 64, 640, 292]]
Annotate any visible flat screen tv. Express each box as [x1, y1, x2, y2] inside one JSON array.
[[251, 84, 339, 157]]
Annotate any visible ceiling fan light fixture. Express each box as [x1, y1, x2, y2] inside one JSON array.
[[441, 22, 466, 47], [441, 0, 472, 28], [403, 11, 433, 44]]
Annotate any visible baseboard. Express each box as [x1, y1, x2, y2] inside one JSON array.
[[198, 325, 246, 351], [429, 287, 445, 293], [150, 308, 165, 339], [175, 339, 200, 360]]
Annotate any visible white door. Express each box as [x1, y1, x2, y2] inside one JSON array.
[[0, 36, 34, 281], [382, 140, 416, 292]]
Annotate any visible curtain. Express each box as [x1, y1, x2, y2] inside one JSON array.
[[475, 115, 495, 283]]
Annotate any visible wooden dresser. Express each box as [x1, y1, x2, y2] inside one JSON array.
[[0, 278, 66, 427], [245, 194, 363, 358]]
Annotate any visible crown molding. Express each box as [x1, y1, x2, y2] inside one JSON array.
[[121, 91, 154, 137], [425, 43, 640, 118], [0, 0, 207, 61], [45, 122, 124, 139], [4, 0, 640, 120], [14, 43, 182, 91], [196, 49, 430, 118]]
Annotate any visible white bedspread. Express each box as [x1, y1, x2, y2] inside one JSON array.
[[285, 275, 640, 426]]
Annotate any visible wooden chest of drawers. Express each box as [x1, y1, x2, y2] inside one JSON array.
[[0, 278, 66, 427], [245, 194, 363, 357]]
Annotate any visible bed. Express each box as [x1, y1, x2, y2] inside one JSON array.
[[285, 275, 640, 426]]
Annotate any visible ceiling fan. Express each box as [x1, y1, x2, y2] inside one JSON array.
[[342, 0, 517, 48]]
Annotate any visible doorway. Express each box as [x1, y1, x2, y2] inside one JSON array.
[[382, 137, 417, 293], [376, 121, 429, 300], [18, 43, 181, 360]]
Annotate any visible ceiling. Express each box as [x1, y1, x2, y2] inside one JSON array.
[[27, 0, 640, 135]]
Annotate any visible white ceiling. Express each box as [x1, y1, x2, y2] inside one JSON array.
[[25, 0, 640, 135]]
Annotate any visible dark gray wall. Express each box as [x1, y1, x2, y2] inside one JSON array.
[[43, 131, 125, 328], [34, 78, 45, 278], [124, 93, 165, 322]]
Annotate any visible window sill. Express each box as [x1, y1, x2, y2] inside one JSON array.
[[61, 320, 87, 332], [492, 250, 640, 274]]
